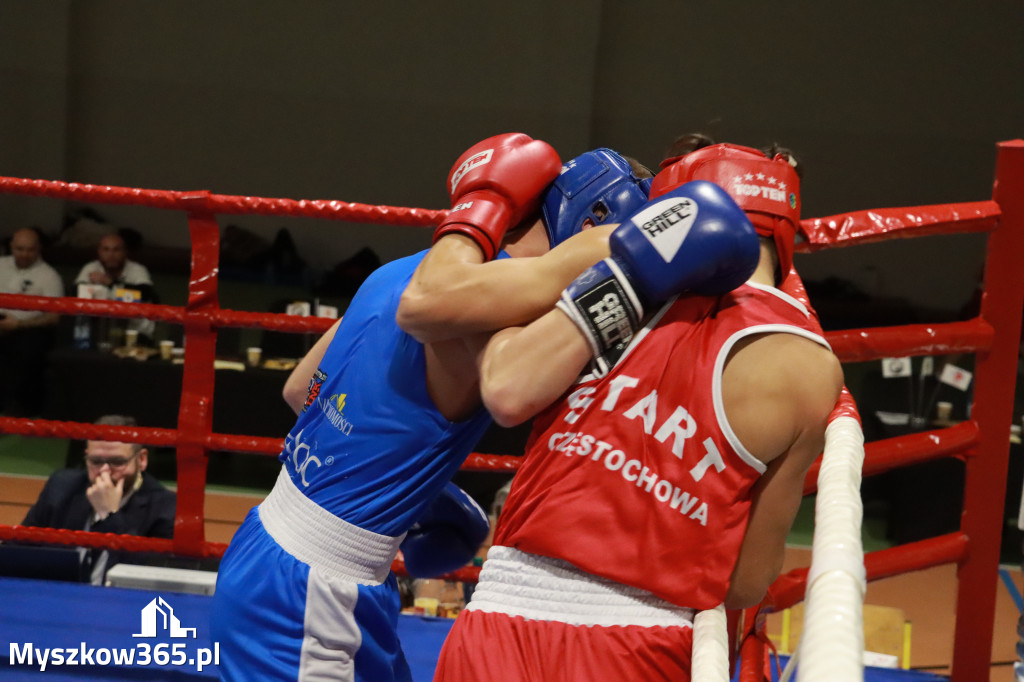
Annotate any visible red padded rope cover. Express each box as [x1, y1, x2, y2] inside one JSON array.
[[0, 176, 448, 225], [762, 532, 969, 613], [798, 201, 999, 249]]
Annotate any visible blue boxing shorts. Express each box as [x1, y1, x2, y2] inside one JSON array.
[[211, 470, 409, 682]]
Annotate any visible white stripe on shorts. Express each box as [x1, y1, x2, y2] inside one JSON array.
[[467, 546, 695, 628], [260, 468, 403, 584]]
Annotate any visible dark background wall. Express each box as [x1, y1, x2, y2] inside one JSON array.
[[2, 1, 1022, 318]]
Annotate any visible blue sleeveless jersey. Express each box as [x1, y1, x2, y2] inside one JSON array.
[[280, 250, 494, 537]]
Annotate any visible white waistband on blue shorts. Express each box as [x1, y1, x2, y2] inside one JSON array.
[[258, 468, 404, 585], [466, 546, 695, 628]]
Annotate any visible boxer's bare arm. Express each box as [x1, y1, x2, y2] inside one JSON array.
[[479, 310, 592, 427], [421, 334, 491, 422], [397, 226, 613, 344], [722, 334, 843, 608], [283, 318, 342, 414]]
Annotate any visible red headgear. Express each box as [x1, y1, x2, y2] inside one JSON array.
[[649, 143, 801, 282]]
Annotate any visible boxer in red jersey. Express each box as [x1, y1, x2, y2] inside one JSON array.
[[434, 137, 844, 682]]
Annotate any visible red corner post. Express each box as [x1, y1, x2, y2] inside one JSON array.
[[952, 140, 1024, 680], [174, 192, 220, 555]]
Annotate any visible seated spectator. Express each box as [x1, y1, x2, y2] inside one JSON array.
[[0, 227, 64, 416], [21, 415, 177, 584], [74, 231, 157, 341]]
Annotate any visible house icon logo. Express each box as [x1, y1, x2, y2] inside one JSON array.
[[132, 596, 197, 639]]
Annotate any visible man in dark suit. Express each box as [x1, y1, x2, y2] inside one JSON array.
[[21, 415, 176, 583]]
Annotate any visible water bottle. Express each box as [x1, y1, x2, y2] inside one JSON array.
[[73, 315, 91, 350]]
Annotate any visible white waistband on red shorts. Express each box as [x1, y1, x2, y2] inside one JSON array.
[[466, 546, 695, 628], [259, 468, 403, 585]]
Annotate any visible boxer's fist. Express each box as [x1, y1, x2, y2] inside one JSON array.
[[434, 133, 561, 261], [557, 181, 759, 375], [609, 180, 759, 301], [400, 483, 490, 578]]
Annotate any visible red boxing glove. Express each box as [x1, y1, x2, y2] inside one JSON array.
[[434, 133, 561, 260]]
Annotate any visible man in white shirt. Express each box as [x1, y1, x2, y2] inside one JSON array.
[[75, 232, 156, 340], [75, 233, 154, 293], [0, 227, 64, 415]]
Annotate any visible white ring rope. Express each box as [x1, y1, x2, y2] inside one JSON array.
[[691, 604, 730, 681], [688, 415, 866, 680], [796, 415, 867, 680]]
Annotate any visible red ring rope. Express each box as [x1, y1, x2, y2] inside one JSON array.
[[0, 177, 448, 226]]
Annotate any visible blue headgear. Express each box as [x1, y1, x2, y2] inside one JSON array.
[[541, 148, 652, 248]]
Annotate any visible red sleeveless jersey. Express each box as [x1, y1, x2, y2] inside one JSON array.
[[494, 282, 829, 610]]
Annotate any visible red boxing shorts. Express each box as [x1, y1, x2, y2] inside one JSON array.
[[435, 610, 693, 682], [434, 547, 695, 682]]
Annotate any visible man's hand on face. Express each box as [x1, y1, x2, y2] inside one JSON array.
[[86, 471, 124, 521]]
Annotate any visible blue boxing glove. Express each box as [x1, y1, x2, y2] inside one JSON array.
[[400, 483, 490, 578], [556, 180, 759, 376]]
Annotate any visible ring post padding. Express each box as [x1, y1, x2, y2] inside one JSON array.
[[805, 417, 867, 592], [798, 573, 866, 681], [800, 415, 866, 680], [691, 604, 729, 681]]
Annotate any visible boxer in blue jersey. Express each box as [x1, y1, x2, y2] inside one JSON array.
[[210, 137, 654, 681]]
